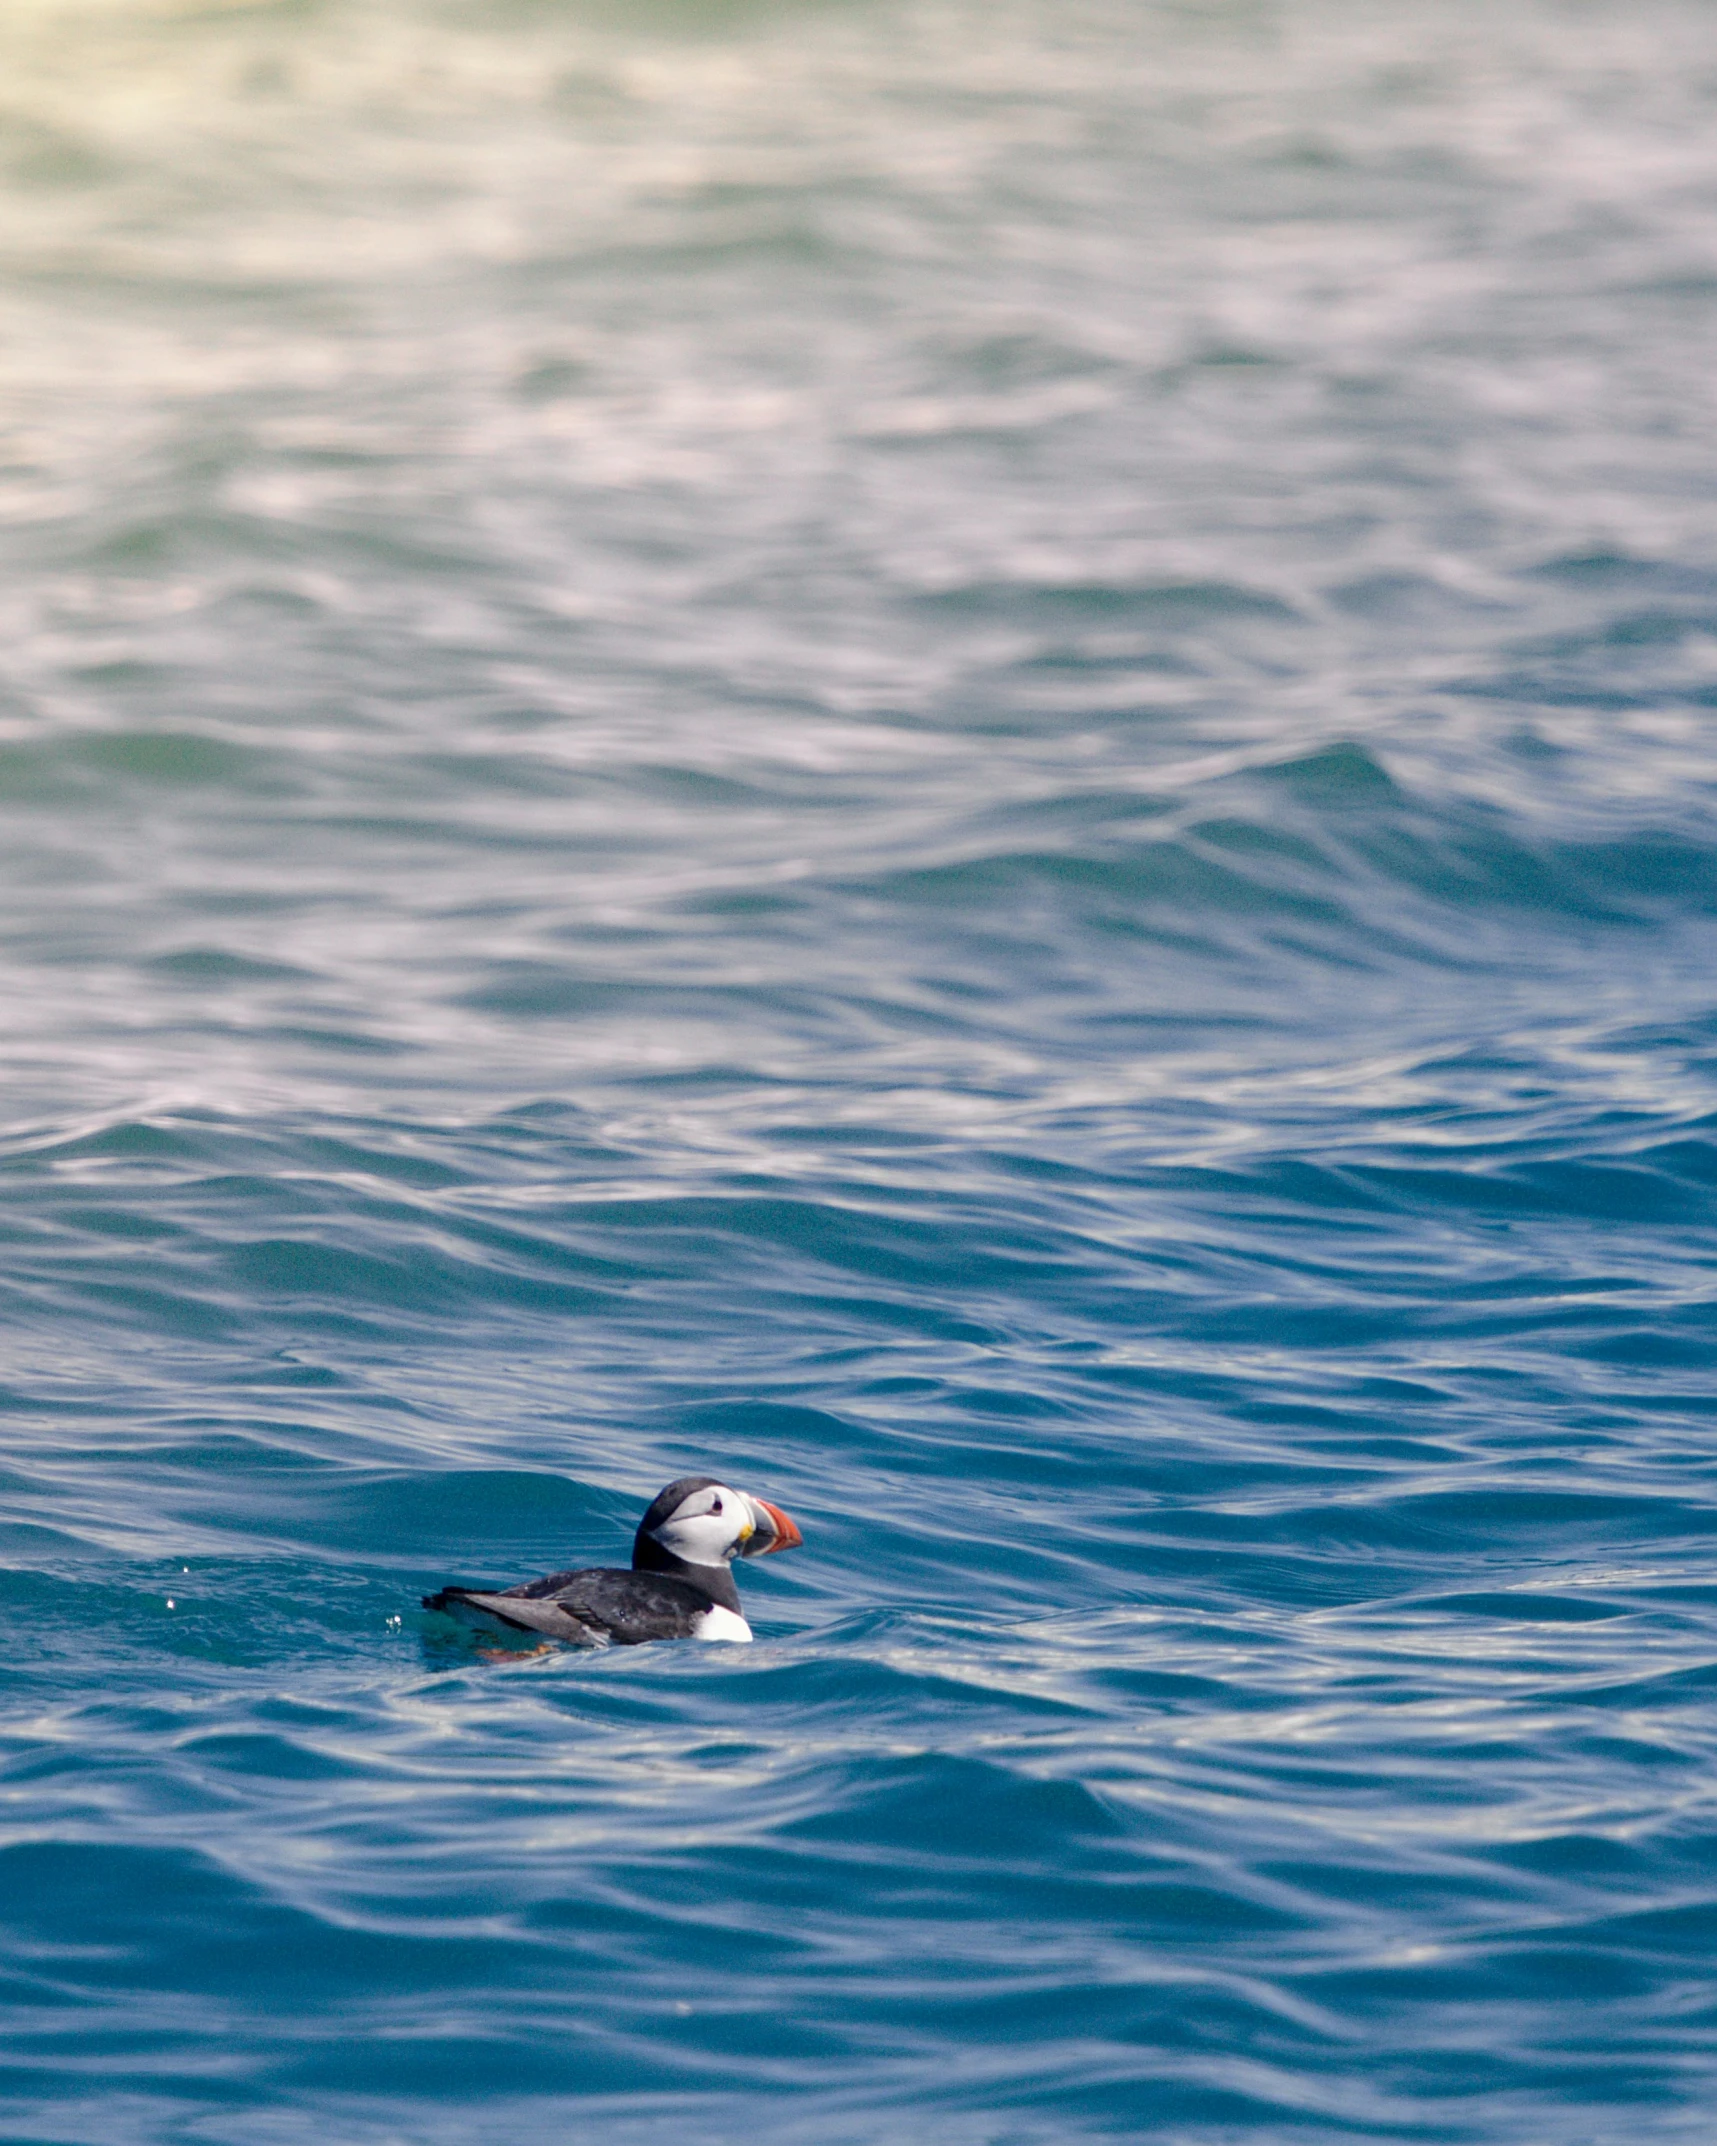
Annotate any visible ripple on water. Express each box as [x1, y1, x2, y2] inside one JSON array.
[[4, 0, 1717, 2141]]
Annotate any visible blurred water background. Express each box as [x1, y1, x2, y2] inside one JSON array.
[[3, 1, 1717, 2140]]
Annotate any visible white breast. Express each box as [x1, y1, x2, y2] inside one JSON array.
[[692, 1603, 753, 1643]]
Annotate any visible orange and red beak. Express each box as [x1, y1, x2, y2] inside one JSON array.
[[742, 1496, 803, 1557]]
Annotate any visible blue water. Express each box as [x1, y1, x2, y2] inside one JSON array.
[[4, 2, 1717, 2140]]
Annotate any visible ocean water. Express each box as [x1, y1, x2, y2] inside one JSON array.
[[4, 0, 1717, 2139]]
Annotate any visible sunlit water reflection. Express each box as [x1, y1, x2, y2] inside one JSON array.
[[2, 1, 1717, 2140]]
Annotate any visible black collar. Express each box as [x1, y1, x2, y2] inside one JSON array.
[[631, 1530, 741, 1612]]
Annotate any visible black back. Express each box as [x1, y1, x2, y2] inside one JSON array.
[[499, 1565, 724, 1645]]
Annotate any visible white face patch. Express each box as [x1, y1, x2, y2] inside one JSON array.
[[693, 1603, 753, 1643], [648, 1483, 753, 1568]]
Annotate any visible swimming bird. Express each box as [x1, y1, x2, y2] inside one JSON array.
[[421, 1475, 802, 1647]]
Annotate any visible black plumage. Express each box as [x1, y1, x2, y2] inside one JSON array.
[[423, 1566, 723, 1646]]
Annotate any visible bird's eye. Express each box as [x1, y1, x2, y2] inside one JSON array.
[[710, 1496, 723, 1514]]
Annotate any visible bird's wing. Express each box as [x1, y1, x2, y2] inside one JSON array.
[[422, 1586, 603, 1645], [538, 1568, 718, 1645], [423, 1567, 718, 1646]]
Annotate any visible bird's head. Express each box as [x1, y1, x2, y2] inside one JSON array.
[[633, 1476, 803, 1574]]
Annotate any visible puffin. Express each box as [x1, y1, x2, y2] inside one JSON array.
[[422, 1475, 802, 1647]]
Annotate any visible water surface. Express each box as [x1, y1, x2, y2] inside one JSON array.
[[3, 2, 1717, 2140]]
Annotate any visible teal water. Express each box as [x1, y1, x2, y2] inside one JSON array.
[[4, 2, 1717, 2140]]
